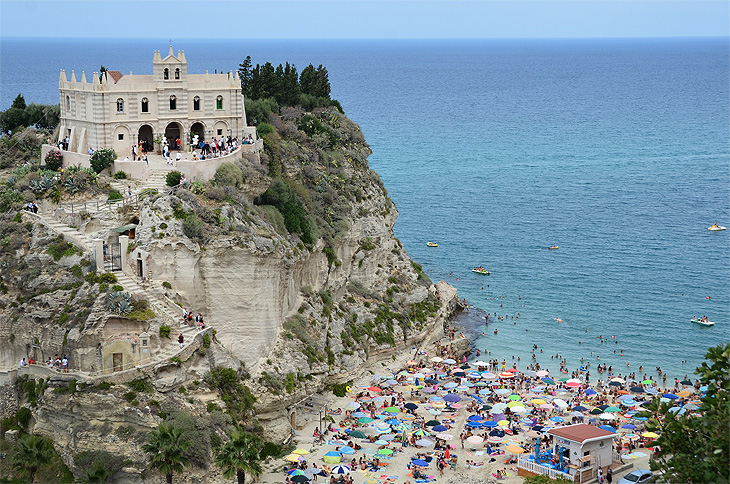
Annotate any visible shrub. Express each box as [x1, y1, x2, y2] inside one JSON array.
[[159, 324, 171, 338], [46, 236, 78, 261], [89, 148, 116, 174], [112, 284, 123, 292], [213, 162, 243, 188], [256, 122, 274, 135], [182, 214, 204, 242], [258, 178, 313, 244], [166, 170, 182, 187], [108, 190, 123, 201], [44, 149, 63, 171], [331, 382, 349, 398], [15, 407, 31, 429], [113, 171, 128, 179], [162, 281, 172, 289], [244, 97, 278, 125]]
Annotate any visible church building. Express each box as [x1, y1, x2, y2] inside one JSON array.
[[57, 45, 253, 156]]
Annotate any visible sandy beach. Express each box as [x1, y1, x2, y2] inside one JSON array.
[[255, 313, 687, 484]]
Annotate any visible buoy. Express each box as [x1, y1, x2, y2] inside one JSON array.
[[346, 386, 351, 393]]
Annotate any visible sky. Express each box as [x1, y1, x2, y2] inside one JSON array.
[[1, 0, 728, 39]]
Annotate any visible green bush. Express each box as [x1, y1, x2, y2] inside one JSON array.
[[113, 171, 128, 179], [162, 281, 172, 289], [98, 283, 109, 292], [89, 148, 116, 174], [127, 378, 153, 393], [15, 407, 31, 429], [244, 97, 278, 125], [46, 236, 78, 261], [331, 382, 349, 398], [108, 190, 123, 201], [256, 122, 274, 135], [99, 272, 117, 284], [213, 162, 243, 188], [159, 324, 171, 338], [259, 178, 313, 244], [112, 284, 123, 292], [166, 171, 182, 187], [182, 214, 204, 242]]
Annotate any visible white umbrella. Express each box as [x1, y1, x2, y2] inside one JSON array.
[[467, 435, 484, 444], [415, 439, 434, 447], [599, 413, 616, 420], [430, 357, 443, 363], [511, 405, 527, 413], [473, 361, 489, 367], [436, 433, 453, 441], [553, 399, 569, 409]]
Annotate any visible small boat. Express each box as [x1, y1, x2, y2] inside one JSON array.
[[555, 318, 563, 322], [472, 267, 490, 275], [691, 317, 715, 327], [547, 246, 559, 250], [708, 224, 726, 231], [426, 242, 438, 247]]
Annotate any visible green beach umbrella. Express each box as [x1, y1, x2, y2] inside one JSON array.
[[507, 401, 523, 408], [642, 380, 654, 385], [605, 406, 621, 413], [377, 448, 394, 455], [425, 420, 441, 427], [508, 394, 521, 401], [384, 406, 400, 413], [558, 377, 569, 382], [358, 417, 374, 424], [349, 430, 367, 439]]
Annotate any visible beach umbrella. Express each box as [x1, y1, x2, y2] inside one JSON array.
[[531, 398, 547, 405], [630, 386, 645, 393], [680, 379, 693, 385], [642, 432, 659, 438], [605, 406, 621, 413], [589, 408, 602, 415], [499, 372, 515, 378], [483, 421, 498, 428], [584, 388, 598, 396], [553, 399, 569, 409], [404, 402, 418, 410], [620, 399, 636, 406], [416, 438, 434, 447], [431, 401, 447, 409], [367, 386, 382, 392], [385, 418, 400, 426], [508, 394, 521, 401], [288, 469, 306, 476], [430, 357, 443, 363], [432, 425, 448, 432], [663, 393, 679, 399], [436, 433, 453, 440], [444, 394, 461, 403], [474, 361, 489, 367], [677, 390, 691, 398], [352, 411, 368, 418], [550, 416, 564, 423], [479, 388, 492, 395], [511, 405, 527, 413], [536, 370, 549, 377], [642, 380, 654, 385], [466, 421, 482, 428], [422, 387, 436, 394], [402, 413, 416, 420], [373, 396, 386, 403], [412, 429, 430, 437], [345, 402, 360, 410], [383, 406, 400, 413], [495, 388, 511, 395], [285, 453, 305, 462], [323, 452, 341, 464], [497, 419, 510, 427], [621, 424, 637, 430], [599, 413, 616, 420], [377, 448, 394, 455], [525, 430, 541, 439], [558, 377, 569, 382], [566, 381, 581, 388], [599, 425, 617, 433], [506, 368, 519, 373], [507, 401, 523, 408], [428, 409, 442, 415], [339, 446, 355, 455], [291, 475, 310, 483], [443, 358, 457, 365], [668, 407, 686, 415], [358, 417, 374, 424], [425, 420, 441, 427], [539, 403, 554, 411], [609, 381, 623, 387], [467, 435, 484, 444], [349, 430, 367, 439], [412, 459, 429, 466], [505, 444, 526, 454], [684, 403, 699, 410], [331, 465, 351, 475], [444, 381, 458, 389], [572, 405, 588, 412], [488, 435, 503, 443], [468, 415, 483, 421], [373, 439, 389, 445], [482, 372, 497, 379], [384, 379, 399, 386], [292, 449, 310, 455]]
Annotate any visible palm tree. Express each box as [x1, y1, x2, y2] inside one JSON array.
[[215, 431, 263, 484], [13, 434, 54, 483], [142, 422, 191, 484]]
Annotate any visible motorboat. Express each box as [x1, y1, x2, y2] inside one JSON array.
[[426, 242, 438, 247], [472, 267, 490, 275], [708, 224, 726, 231], [691, 317, 715, 327], [547, 246, 559, 250]]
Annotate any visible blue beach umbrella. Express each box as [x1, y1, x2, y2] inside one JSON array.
[[550, 416, 564, 423], [339, 446, 355, 455], [599, 425, 616, 433], [584, 388, 597, 396], [432, 425, 448, 432], [663, 393, 679, 399], [466, 421, 482, 428], [412, 459, 429, 466], [444, 394, 461, 403], [483, 421, 498, 428], [468, 415, 483, 421]]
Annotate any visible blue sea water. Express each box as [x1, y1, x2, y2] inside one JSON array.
[[2, 37, 728, 381]]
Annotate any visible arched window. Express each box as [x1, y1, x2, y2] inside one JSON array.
[[193, 96, 200, 111], [65, 95, 70, 110], [164, 68, 169, 80], [216, 95, 223, 110], [141, 97, 149, 113], [116, 98, 124, 113], [169, 95, 177, 110], [175, 68, 180, 80]]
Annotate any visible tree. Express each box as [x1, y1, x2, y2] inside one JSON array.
[[299, 64, 318, 97], [89, 148, 116, 174], [642, 343, 730, 483], [238, 56, 253, 99], [142, 423, 191, 484], [215, 431, 263, 484], [314, 65, 331, 99], [13, 434, 54, 483], [11, 93, 27, 110]]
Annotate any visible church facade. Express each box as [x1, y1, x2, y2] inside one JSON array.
[[57, 45, 254, 156]]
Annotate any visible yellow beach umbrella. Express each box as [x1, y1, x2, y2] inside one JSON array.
[[642, 432, 659, 438], [292, 449, 310, 455], [507, 401, 523, 408], [497, 419, 510, 427], [285, 453, 304, 462], [677, 390, 691, 398], [530, 398, 547, 405]]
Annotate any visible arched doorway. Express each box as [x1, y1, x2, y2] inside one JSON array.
[[190, 122, 205, 149], [113, 125, 130, 157], [138, 124, 153, 153], [164, 122, 182, 151]]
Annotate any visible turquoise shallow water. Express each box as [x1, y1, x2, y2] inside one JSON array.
[[2, 37, 728, 380]]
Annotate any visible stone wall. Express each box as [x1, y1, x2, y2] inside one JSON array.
[[0, 385, 19, 420]]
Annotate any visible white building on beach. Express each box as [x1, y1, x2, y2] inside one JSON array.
[[57, 44, 255, 156]]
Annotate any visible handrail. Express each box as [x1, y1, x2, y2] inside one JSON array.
[[59, 188, 158, 215]]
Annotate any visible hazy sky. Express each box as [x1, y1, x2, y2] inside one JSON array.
[[1, 0, 728, 39]]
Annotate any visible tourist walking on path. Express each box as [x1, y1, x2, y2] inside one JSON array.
[[178, 333, 184, 348]]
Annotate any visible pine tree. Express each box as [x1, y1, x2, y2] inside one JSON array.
[[315, 65, 331, 99], [238, 56, 253, 98], [299, 64, 318, 97]]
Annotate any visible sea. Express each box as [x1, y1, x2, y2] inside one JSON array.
[[2, 37, 728, 382]]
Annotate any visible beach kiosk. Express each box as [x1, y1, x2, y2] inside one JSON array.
[[547, 424, 616, 483]]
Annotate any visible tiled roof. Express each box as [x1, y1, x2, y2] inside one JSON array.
[[547, 424, 615, 443], [107, 71, 123, 83]]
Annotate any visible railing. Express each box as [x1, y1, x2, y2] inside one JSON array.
[[59, 188, 158, 215], [518, 456, 575, 480]]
